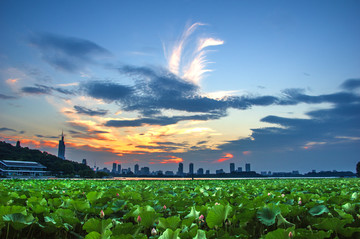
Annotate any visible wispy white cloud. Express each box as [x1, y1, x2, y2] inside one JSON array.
[[166, 23, 224, 85]]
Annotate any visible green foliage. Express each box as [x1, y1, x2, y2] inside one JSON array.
[[0, 178, 360, 238]]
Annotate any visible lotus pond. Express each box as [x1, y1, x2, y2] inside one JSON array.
[[0, 178, 360, 238]]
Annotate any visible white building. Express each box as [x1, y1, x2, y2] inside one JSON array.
[[0, 160, 48, 177]]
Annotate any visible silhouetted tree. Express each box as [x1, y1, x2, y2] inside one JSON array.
[[357, 161, 360, 177]]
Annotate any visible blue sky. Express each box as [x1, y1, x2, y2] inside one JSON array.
[[1, 0, 359, 173]]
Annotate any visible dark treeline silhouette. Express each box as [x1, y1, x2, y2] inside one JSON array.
[[0, 141, 102, 178], [357, 161, 360, 177]]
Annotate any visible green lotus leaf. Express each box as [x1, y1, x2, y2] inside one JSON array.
[[0, 205, 27, 217], [111, 200, 127, 212], [338, 226, 360, 237], [308, 205, 329, 216], [55, 208, 79, 225], [185, 206, 200, 219], [264, 228, 294, 239], [112, 222, 140, 236], [257, 204, 281, 226], [83, 218, 113, 234], [351, 192, 358, 200], [334, 208, 353, 220], [159, 228, 181, 239], [71, 199, 91, 212], [157, 216, 181, 231], [194, 229, 207, 239], [2, 213, 35, 230], [342, 203, 355, 214], [85, 231, 101, 239], [276, 213, 295, 228], [294, 229, 332, 239], [314, 217, 352, 232], [87, 191, 104, 203], [206, 204, 232, 228]]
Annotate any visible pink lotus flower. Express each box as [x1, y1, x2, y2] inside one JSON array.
[[62, 190, 65, 194], [137, 215, 142, 223], [163, 205, 167, 210], [268, 193, 271, 196], [288, 231, 293, 238], [215, 202, 220, 205], [116, 193, 120, 197], [298, 200, 302, 205], [199, 214, 204, 220], [100, 210, 105, 218], [151, 228, 157, 235], [281, 194, 285, 197]]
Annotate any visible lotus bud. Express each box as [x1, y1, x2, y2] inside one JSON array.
[[281, 194, 285, 197], [151, 228, 157, 236], [100, 210, 105, 218], [199, 214, 204, 220], [288, 231, 293, 238], [215, 202, 220, 205], [163, 205, 167, 210], [298, 200, 302, 205], [62, 190, 65, 194], [268, 193, 271, 196], [137, 215, 142, 223], [116, 193, 120, 197]]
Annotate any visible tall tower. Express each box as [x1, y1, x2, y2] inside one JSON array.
[[58, 131, 65, 160], [189, 163, 194, 175], [230, 163, 235, 173], [245, 163, 251, 172], [177, 163, 184, 176], [134, 164, 139, 175]]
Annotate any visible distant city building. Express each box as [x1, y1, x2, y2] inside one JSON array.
[[134, 164, 139, 175], [165, 171, 174, 176], [101, 167, 110, 173], [82, 159, 87, 165], [197, 168, 204, 175], [261, 171, 267, 176], [117, 164, 121, 174], [205, 170, 210, 175], [245, 163, 251, 172], [140, 167, 150, 175], [189, 163, 194, 175], [292, 170, 300, 175], [230, 163, 235, 173], [16, 141, 21, 148], [112, 163, 117, 174], [0, 160, 48, 177], [154, 170, 163, 176], [237, 167, 243, 172], [177, 163, 184, 176], [58, 132, 66, 160], [216, 169, 224, 174], [121, 169, 128, 174]]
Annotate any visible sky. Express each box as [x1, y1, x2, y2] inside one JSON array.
[[1, 0, 360, 174]]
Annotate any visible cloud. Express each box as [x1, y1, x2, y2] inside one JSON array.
[[340, 79, 360, 91], [21, 84, 74, 95], [0, 127, 17, 132], [0, 93, 17, 99], [29, 32, 111, 72], [216, 153, 234, 163], [81, 81, 133, 102], [74, 105, 108, 116], [150, 155, 184, 164]]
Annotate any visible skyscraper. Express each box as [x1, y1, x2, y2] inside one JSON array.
[[134, 164, 139, 175], [245, 163, 251, 172], [58, 132, 65, 160], [82, 159, 87, 165], [189, 163, 194, 175], [230, 163, 235, 173], [117, 164, 121, 174], [177, 163, 183, 176], [112, 163, 117, 174]]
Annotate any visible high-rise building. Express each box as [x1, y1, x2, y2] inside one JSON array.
[[134, 164, 139, 175], [58, 132, 65, 160], [205, 170, 210, 174], [82, 159, 87, 165], [112, 163, 117, 173], [245, 163, 251, 172], [230, 163, 235, 173], [238, 167, 243, 172], [177, 163, 184, 176], [117, 164, 121, 174], [16, 141, 21, 148], [197, 168, 204, 175], [189, 163, 194, 175]]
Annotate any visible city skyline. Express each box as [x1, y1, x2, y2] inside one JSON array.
[[1, 1, 360, 173]]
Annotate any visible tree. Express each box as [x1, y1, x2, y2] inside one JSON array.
[[357, 161, 360, 178]]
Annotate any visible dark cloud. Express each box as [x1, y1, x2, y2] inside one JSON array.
[[0, 93, 17, 99], [74, 105, 108, 116], [81, 81, 133, 102], [21, 84, 74, 95], [340, 79, 360, 91], [105, 113, 224, 127], [35, 134, 58, 139], [0, 127, 17, 132], [29, 32, 111, 72]]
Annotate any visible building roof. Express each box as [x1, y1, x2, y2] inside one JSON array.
[[0, 160, 46, 168]]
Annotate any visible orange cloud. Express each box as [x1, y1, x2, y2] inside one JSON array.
[[150, 155, 184, 164], [6, 78, 18, 84], [242, 151, 251, 155], [216, 153, 233, 163]]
